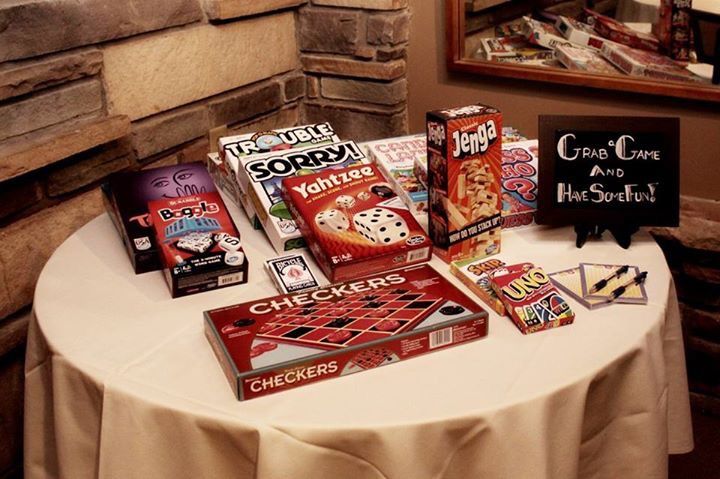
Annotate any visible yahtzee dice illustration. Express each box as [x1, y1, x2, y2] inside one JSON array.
[[335, 195, 356, 209], [353, 208, 409, 244], [315, 209, 350, 233]]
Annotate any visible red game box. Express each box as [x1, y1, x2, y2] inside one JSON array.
[[490, 264, 574, 334], [426, 104, 503, 263], [204, 264, 488, 400], [281, 163, 432, 283], [581, 8, 661, 52], [653, 0, 692, 61], [149, 191, 248, 297]]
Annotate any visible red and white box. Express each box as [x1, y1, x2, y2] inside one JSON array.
[[522, 16, 572, 50], [426, 103, 503, 263], [601, 42, 698, 82], [554, 15, 608, 51], [149, 191, 248, 298], [281, 163, 432, 282], [555, 44, 619, 75], [204, 264, 489, 400], [581, 8, 661, 52]]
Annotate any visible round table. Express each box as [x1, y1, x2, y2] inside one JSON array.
[[25, 205, 692, 479]]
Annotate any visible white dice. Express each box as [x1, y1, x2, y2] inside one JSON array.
[[315, 209, 350, 234], [335, 195, 356, 209], [353, 208, 409, 245]]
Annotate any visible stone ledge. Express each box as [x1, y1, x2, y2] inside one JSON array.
[[320, 77, 407, 105], [205, 0, 306, 20], [0, 115, 131, 183], [301, 55, 406, 80], [0, 189, 104, 319], [0, 48, 102, 102], [304, 103, 407, 142], [299, 8, 360, 54], [311, 0, 408, 9], [0, 0, 203, 63]]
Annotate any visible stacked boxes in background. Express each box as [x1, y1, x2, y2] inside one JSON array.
[[653, 0, 692, 61], [500, 139, 538, 229], [218, 123, 341, 229], [236, 140, 368, 253], [426, 104, 503, 263], [363, 133, 428, 215]]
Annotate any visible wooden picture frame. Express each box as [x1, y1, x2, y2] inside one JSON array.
[[445, 0, 720, 103]]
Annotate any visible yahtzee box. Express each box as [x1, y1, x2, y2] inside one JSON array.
[[282, 163, 432, 282], [426, 104, 503, 263], [149, 191, 248, 297], [204, 264, 488, 400]]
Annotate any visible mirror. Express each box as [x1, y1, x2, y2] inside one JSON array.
[[446, 0, 720, 103]]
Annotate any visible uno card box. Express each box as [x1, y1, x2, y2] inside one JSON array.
[[501, 139, 538, 229], [281, 163, 432, 283], [426, 104, 503, 263], [490, 264, 575, 334], [102, 163, 217, 274], [148, 192, 248, 298], [450, 257, 507, 315], [240, 141, 368, 254], [220, 123, 341, 227], [364, 133, 429, 214], [203, 264, 488, 400]]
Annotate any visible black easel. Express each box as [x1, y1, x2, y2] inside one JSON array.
[[574, 224, 639, 249]]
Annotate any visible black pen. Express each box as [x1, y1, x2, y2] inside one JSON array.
[[606, 271, 648, 302], [589, 265, 630, 294]]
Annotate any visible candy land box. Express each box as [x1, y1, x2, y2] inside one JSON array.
[[148, 191, 248, 298], [450, 257, 507, 315], [426, 103, 503, 263], [501, 139, 538, 229], [239, 140, 368, 254], [490, 264, 574, 334], [220, 123, 341, 227], [102, 163, 217, 274], [281, 163, 432, 283], [203, 264, 488, 400], [363, 133, 429, 215]]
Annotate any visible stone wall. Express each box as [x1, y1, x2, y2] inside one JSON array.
[[0, 0, 410, 476], [651, 197, 720, 417]]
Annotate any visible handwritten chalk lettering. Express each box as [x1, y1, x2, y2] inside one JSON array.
[[557, 183, 658, 204], [557, 134, 609, 161], [614, 135, 661, 160], [589, 165, 625, 177], [558, 134, 661, 161]]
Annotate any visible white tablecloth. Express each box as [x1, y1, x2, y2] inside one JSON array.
[[25, 209, 692, 479]]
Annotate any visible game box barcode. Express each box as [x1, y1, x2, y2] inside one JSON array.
[[204, 264, 489, 400], [218, 273, 244, 286], [429, 327, 453, 349]]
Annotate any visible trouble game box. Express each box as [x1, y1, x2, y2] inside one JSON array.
[[281, 163, 432, 282], [238, 140, 368, 253], [426, 103, 503, 263], [102, 163, 217, 274], [363, 133, 429, 215], [204, 264, 489, 400], [148, 191, 248, 297]]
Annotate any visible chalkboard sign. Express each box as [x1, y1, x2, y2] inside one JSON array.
[[537, 116, 680, 232]]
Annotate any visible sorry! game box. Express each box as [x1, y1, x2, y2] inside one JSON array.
[[204, 264, 489, 400], [281, 163, 432, 282]]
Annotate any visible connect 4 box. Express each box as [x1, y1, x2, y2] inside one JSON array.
[[204, 264, 488, 400], [426, 104, 503, 263], [148, 191, 248, 297], [281, 163, 432, 282]]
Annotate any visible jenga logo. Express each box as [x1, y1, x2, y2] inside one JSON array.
[[427, 122, 445, 149], [451, 119, 498, 159]]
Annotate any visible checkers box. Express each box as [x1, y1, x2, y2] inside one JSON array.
[[426, 104, 503, 263], [204, 264, 488, 400]]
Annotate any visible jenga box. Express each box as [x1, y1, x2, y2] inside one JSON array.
[[426, 104, 503, 263], [219, 123, 341, 227], [239, 141, 368, 254], [281, 163, 432, 283], [653, 0, 692, 61], [490, 264, 574, 334], [148, 191, 249, 298], [363, 133, 429, 215], [501, 139, 538, 229]]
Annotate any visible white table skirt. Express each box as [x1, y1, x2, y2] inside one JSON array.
[[25, 210, 692, 479]]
